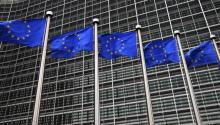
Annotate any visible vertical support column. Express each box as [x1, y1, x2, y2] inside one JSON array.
[[210, 34, 220, 64], [174, 30, 202, 125], [136, 25, 154, 125], [32, 11, 53, 125], [93, 18, 100, 125], [198, 0, 211, 34]]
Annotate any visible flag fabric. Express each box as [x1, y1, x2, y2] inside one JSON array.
[[99, 31, 137, 60], [0, 18, 46, 47], [185, 40, 218, 68], [144, 37, 180, 67], [50, 26, 93, 58]]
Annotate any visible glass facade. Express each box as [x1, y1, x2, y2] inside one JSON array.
[[0, 0, 220, 124]]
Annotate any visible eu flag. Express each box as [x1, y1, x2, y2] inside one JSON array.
[[50, 26, 93, 58], [144, 37, 180, 67], [99, 31, 137, 60], [185, 40, 218, 68], [0, 18, 46, 47]]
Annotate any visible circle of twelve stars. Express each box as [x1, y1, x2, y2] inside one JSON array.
[[6, 20, 31, 41], [149, 44, 167, 64], [60, 34, 126, 55], [149, 44, 205, 64], [62, 33, 81, 54], [189, 48, 205, 64], [104, 35, 125, 55]]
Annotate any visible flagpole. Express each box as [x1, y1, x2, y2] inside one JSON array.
[[174, 30, 202, 125], [93, 18, 100, 125], [210, 34, 220, 63], [136, 25, 154, 125], [32, 11, 53, 125]]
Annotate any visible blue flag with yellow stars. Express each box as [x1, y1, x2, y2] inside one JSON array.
[[99, 31, 137, 60], [144, 37, 180, 67], [0, 18, 46, 47], [185, 40, 218, 68], [50, 26, 93, 58]]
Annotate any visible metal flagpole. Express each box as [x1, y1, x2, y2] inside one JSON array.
[[93, 18, 100, 125], [136, 25, 154, 125], [210, 34, 220, 64], [198, 0, 220, 63], [174, 30, 202, 125], [32, 11, 53, 125]]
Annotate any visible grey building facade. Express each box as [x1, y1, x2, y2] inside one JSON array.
[[0, 0, 220, 124]]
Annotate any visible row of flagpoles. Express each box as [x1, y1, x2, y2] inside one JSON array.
[[1, 11, 220, 125]]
